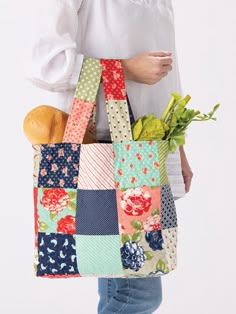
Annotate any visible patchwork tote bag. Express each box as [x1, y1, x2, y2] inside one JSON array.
[[32, 58, 178, 278]]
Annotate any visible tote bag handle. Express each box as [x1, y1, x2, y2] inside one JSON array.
[[63, 58, 134, 144]]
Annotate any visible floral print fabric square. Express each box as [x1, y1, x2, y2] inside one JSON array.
[[116, 186, 161, 234], [113, 140, 160, 189], [36, 188, 77, 234], [37, 143, 80, 189]]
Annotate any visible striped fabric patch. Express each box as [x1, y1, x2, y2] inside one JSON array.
[[78, 144, 116, 189], [158, 141, 169, 185]]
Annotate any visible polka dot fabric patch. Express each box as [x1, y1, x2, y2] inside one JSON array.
[[160, 185, 178, 229], [63, 98, 95, 144], [106, 100, 133, 143], [162, 227, 178, 271], [101, 59, 127, 100], [113, 140, 161, 189], [74, 58, 101, 101], [37, 143, 80, 189]]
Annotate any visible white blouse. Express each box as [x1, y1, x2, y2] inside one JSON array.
[[26, 0, 186, 199]]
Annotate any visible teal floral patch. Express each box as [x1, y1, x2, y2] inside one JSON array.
[[37, 188, 77, 234], [113, 140, 160, 189]]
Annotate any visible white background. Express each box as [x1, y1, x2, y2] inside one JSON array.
[[0, 0, 235, 313]]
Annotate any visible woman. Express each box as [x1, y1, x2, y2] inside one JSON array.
[[26, 0, 193, 313]]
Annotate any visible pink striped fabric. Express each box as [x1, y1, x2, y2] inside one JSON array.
[[78, 144, 116, 189]]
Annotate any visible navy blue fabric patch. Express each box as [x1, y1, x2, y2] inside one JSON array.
[[37, 232, 79, 276], [38, 143, 80, 189], [160, 185, 178, 229], [76, 189, 119, 235]]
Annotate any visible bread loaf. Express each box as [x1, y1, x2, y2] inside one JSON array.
[[23, 105, 96, 144]]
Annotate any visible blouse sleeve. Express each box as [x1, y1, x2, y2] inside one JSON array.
[[25, 0, 84, 92]]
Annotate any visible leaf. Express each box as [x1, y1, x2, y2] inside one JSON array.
[[68, 191, 77, 201], [121, 234, 132, 243], [132, 231, 142, 242], [68, 201, 76, 211], [145, 251, 154, 261], [130, 220, 143, 230], [152, 208, 160, 216], [172, 134, 185, 145], [156, 259, 170, 274], [169, 139, 177, 152], [39, 221, 49, 231], [132, 118, 143, 140], [49, 212, 58, 220]]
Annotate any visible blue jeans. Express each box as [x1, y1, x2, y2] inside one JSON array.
[[98, 277, 163, 314]]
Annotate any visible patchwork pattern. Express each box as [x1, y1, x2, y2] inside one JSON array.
[[158, 141, 169, 184], [106, 100, 133, 143], [32, 58, 178, 278], [74, 58, 101, 101], [101, 59, 127, 100], [37, 143, 80, 189], [37, 232, 79, 276], [63, 98, 95, 144], [113, 140, 160, 189], [75, 235, 124, 276], [116, 186, 161, 234], [76, 189, 119, 235], [78, 144, 115, 189], [161, 185, 178, 229], [162, 227, 178, 271], [37, 188, 76, 234]]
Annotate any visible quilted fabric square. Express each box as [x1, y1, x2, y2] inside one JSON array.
[[37, 232, 79, 276], [113, 140, 160, 189], [78, 144, 116, 189], [76, 189, 119, 235], [75, 235, 124, 276], [116, 186, 161, 234], [36, 188, 77, 234], [37, 143, 80, 189], [120, 229, 170, 277], [63, 98, 95, 144], [162, 227, 178, 271], [160, 185, 178, 229], [106, 100, 133, 143]]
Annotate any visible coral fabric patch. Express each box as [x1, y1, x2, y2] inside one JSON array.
[[113, 140, 160, 189], [36, 188, 77, 234], [106, 100, 133, 143], [116, 186, 161, 234], [63, 98, 95, 144], [75, 235, 124, 276], [76, 189, 119, 235], [37, 143, 80, 189], [78, 144, 116, 189], [101, 59, 126, 100], [160, 185, 178, 229], [37, 232, 79, 276]]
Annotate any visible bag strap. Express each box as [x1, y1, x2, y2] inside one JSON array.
[[63, 58, 134, 144]]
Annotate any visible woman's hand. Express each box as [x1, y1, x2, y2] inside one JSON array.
[[179, 145, 193, 193], [122, 51, 173, 85]]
